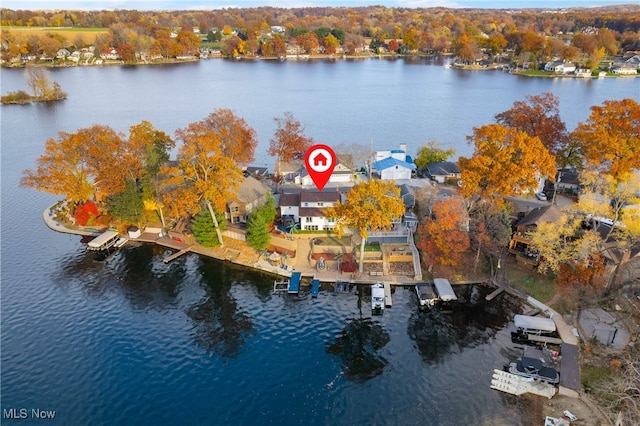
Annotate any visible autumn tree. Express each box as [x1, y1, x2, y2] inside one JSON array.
[[416, 196, 470, 269], [495, 92, 569, 160], [268, 112, 313, 188], [323, 33, 340, 55], [414, 141, 456, 173], [326, 180, 405, 273], [199, 108, 258, 166], [468, 198, 511, 268], [162, 113, 250, 246], [569, 98, 640, 182], [458, 124, 556, 202]]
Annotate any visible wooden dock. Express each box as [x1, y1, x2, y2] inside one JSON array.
[[383, 282, 392, 307], [485, 286, 505, 301], [163, 248, 190, 263]]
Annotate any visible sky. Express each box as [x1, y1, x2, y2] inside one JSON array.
[[0, 0, 634, 11]]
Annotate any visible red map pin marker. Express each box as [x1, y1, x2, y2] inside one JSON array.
[[304, 144, 336, 191]]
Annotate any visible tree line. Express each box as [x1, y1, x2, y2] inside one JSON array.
[[1, 5, 639, 64]]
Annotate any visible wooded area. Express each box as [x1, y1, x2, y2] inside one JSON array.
[[1, 5, 639, 64]]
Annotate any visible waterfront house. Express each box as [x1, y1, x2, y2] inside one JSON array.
[[301, 162, 354, 187], [225, 176, 271, 224], [544, 60, 576, 74], [509, 204, 562, 266], [425, 161, 461, 184], [278, 190, 342, 231], [372, 144, 416, 180]]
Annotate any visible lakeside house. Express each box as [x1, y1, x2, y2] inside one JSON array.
[[278, 190, 343, 231], [544, 60, 576, 74], [372, 143, 416, 180], [425, 161, 461, 184], [509, 204, 562, 266], [225, 176, 271, 224]]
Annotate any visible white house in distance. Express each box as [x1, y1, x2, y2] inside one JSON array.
[[373, 143, 416, 180], [544, 60, 576, 74], [278, 190, 343, 231], [301, 162, 354, 187]]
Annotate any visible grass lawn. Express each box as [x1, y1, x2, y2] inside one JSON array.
[[505, 262, 557, 303]]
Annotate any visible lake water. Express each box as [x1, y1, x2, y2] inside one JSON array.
[[1, 58, 636, 425]]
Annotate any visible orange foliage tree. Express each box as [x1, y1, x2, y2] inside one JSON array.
[[326, 180, 405, 274], [458, 124, 556, 202], [21, 124, 161, 201], [268, 112, 313, 185], [162, 110, 254, 246], [495, 92, 569, 160], [555, 254, 606, 297], [570, 98, 640, 182], [416, 196, 470, 269]]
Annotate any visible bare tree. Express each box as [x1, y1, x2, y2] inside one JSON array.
[[591, 348, 640, 425], [25, 67, 51, 97]]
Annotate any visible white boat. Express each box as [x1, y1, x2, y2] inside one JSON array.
[[371, 283, 385, 313], [415, 282, 438, 307]]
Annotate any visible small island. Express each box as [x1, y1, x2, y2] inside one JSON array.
[[1, 67, 67, 104]]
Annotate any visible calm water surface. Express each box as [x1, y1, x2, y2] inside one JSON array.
[[1, 58, 636, 425]]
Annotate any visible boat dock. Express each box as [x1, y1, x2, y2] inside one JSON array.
[[490, 369, 556, 399], [163, 248, 190, 263], [383, 282, 392, 307], [311, 279, 320, 298], [485, 286, 505, 301], [288, 272, 301, 294]]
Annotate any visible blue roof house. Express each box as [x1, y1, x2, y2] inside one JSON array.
[[373, 143, 416, 180]]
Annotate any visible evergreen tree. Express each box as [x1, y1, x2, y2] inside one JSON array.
[[192, 206, 226, 247], [108, 179, 144, 225], [246, 195, 276, 250]]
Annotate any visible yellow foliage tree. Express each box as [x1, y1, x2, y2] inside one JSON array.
[[458, 124, 556, 202], [570, 98, 640, 182], [162, 112, 253, 246], [326, 180, 405, 273]]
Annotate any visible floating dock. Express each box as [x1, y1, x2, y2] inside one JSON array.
[[288, 272, 301, 294], [383, 282, 392, 307], [311, 279, 320, 298], [490, 369, 556, 399]]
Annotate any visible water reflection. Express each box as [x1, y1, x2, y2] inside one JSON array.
[[408, 284, 521, 364], [326, 290, 390, 382], [60, 243, 187, 309], [186, 257, 256, 358]]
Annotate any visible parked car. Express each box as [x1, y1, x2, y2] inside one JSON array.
[[536, 192, 548, 201]]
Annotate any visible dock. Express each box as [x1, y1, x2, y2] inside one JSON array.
[[311, 279, 320, 298], [383, 282, 392, 307], [288, 272, 301, 294], [485, 286, 505, 301], [490, 369, 556, 399], [163, 248, 190, 263], [274, 279, 289, 292]]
